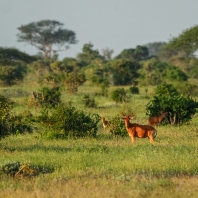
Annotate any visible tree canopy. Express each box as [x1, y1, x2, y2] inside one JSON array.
[[167, 25, 198, 57], [17, 20, 78, 58]]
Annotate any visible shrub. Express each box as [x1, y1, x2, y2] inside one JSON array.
[[166, 65, 188, 82], [7, 110, 34, 134], [1, 161, 53, 177], [109, 115, 126, 137], [28, 87, 61, 108], [0, 95, 33, 138], [0, 62, 27, 86], [82, 94, 97, 108], [146, 84, 198, 125], [175, 82, 198, 96], [0, 95, 13, 138], [110, 88, 126, 103], [129, 86, 139, 94], [36, 104, 100, 139]]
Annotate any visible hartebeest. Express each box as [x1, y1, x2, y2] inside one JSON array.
[[122, 113, 157, 143], [148, 112, 168, 126], [101, 117, 110, 130]]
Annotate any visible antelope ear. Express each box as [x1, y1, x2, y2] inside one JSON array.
[[122, 112, 126, 116]]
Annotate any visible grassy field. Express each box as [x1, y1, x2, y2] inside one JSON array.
[[0, 82, 198, 198]]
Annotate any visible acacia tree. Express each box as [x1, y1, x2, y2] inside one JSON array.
[[17, 20, 77, 58]]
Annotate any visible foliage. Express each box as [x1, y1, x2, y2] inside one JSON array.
[[109, 58, 140, 85], [175, 82, 198, 96], [17, 20, 77, 58], [140, 59, 188, 85], [108, 115, 126, 137], [110, 88, 126, 103], [39, 86, 61, 107], [102, 47, 114, 60], [77, 43, 102, 65], [61, 57, 82, 72], [0, 47, 35, 86], [1, 161, 53, 177], [36, 104, 100, 139], [0, 62, 27, 86], [0, 47, 36, 65], [7, 110, 34, 134], [146, 84, 198, 125], [115, 45, 149, 61], [143, 42, 166, 57], [167, 25, 198, 57], [0, 95, 33, 138], [82, 94, 97, 108], [129, 86, 139, 94], [64, 72, 86, 94], [188, 63, 198, 78], [0, 94, 13, 138], [166, 64, 188, 82], [88, 66, 110, 96]]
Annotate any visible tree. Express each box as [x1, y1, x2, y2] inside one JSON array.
[[109, 58, 140, 85], [0, 47, 36, 65], [115, 45, 149, 61], [17, 20, 77, 58], [143, 42, 166, 57], [102, 48, 114, 61], [77, 43, 102, 65], [0, 47, 35, 86], [167, 25, 198, 57]]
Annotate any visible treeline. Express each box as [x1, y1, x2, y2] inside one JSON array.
[[0, 20, 198, 139]]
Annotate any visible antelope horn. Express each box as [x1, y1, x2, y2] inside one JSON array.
[[122, 112, 126, 116]]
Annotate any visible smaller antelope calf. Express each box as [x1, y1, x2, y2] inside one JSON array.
[[148, 112, 168, 126], [101, 117, 110, 130]]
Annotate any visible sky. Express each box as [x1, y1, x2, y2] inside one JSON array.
[[0, 0, 198, 60]]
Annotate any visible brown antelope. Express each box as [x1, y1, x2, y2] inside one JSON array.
[[101, 117, 110, 130], [122, 113, 157, 143], [148, 112, 168, 126]]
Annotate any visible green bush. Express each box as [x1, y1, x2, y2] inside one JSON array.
[[37, 104, 100, 139], [175, 82, 198, 96], [0, 95, 13, 138], [1, 161, 53, 177], [82, 94, 97, 108], [0, 62, 27, 86], [166, 65, 188, 82], [129, 86, 139, 94], [27, 87, 61, 108], [0, 95, 33, 138], [146, 84, 198, 125], [7, 110, 34, 134], [110, 88, 126, 103], [109, 115, 126, 137]]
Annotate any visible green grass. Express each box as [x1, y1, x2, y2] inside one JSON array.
[[0, 82, 198, 198]]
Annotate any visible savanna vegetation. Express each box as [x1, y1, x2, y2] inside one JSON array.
[[0, 20, 198, 198]]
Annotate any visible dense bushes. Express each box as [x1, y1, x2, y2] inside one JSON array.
[[146, 84, 198, 125], [110, 88, 126, 103], [108, 115, 126, 137], [140, 60, 189, 86], [0, 94, 33, 138], [36, 104, 100, 139]]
